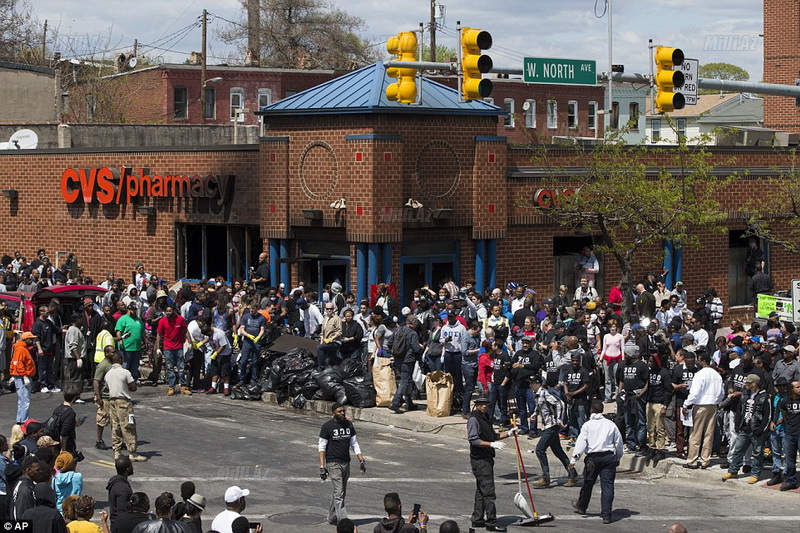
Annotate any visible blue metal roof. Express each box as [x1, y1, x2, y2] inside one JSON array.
[[257, 61, 503, 117]]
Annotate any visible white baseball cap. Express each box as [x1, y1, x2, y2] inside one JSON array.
[[224, 486, 250, 503]]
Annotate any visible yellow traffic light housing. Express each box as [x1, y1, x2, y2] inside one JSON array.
[[460, 28, 493, 101], [385, 32, 418, 104], [654, 46, 685, 113]]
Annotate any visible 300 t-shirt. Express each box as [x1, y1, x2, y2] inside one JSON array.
[[320, 418, 356, 463]]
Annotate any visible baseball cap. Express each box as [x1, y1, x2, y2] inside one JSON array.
[[20, 331, 38, 340], [473, 395, 490, 404], [521, 336, 534, 343], [224, 486, 250, 503], [784, 345, 797, 354], [745, 374, 761, 385]]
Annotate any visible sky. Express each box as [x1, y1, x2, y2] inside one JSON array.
[[31, 0, 764, 80]]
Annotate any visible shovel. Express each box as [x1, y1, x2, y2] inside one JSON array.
[[510, 416, 556, 526]]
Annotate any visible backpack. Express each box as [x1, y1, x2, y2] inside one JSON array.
[[390, 326, 408, 357], [44, 405, 67, 440]]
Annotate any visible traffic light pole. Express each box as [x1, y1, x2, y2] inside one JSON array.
[[605, 72, 800, 98]]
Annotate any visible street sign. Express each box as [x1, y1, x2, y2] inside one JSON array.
[[792, 279, 800, 323], [677, 58, 699, 105], [523, 57, 597, 85]]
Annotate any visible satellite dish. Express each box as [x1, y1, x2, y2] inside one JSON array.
[[522, 101, 531, 111], [8, 129, 38, 150], [128, 56, 138, 69]]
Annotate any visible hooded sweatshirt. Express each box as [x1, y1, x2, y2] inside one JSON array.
[[372, 517, 418, 533], [107, 475, 132, 533], [21, 484, 67, 533], [53, 470, 83, 513]]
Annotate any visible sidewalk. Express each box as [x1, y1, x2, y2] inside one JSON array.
[[261, 392, 800, 493]]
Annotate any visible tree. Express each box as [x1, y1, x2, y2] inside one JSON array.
[[747, 149, 800, 254], [218, 0, 379, 69], [422, 44, 457, 62], [522, 129, 729, 316], [0, 0, 43, 63], [699, 62, 749, 93]]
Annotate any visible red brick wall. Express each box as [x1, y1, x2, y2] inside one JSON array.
[[0, 148, 259, 283], [763, 0, 800, 133]]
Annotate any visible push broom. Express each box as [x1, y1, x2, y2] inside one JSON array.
[[510, 416, 556, 526]]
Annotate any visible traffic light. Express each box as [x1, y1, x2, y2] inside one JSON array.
[[460, 28, 493, 100], [385, 31, 418, 104], [654, 46, 685, 113]]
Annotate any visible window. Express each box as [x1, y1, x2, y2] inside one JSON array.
[[86, 95, 96, 121], [651, 119, 661, 142], [203, 87, 216, 120], [525, 100, 536, 128], [503, 98, 515, 127], [173, 87, 188, 120], [258, 88, 272, 109], [610, 101, 619, 129], [676, 118, 686, 141], [588, 101, 597, 130], [628, 102, 640, 130], [567, 100, 578, 128], [230, 88, 244, 121], [547, 100, 557, 129]]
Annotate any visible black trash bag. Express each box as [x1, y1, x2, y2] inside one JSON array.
[[258, 368, 273, 393], [314, 367, 346, 403], [275, 389, 289, 404], [269, 357, 289, 389], [339, 358, 363, 379], [291, 394, 307, 409], [301, 380, 321, 399], [311, 388, 327, 400], [342, 376, 376, 408], [230, 383, 263, 401]]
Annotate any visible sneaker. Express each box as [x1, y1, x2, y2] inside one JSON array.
[[95, 440, 110, 450], [722, 472, 736, 480], [50, 387, 61, 393], [532, 477, 550, 487], [74, 398, 85, 404], [388, 405, 403, 414], [564, 477, 577, 487], [767, 474, 783, 486], [747, 476, 759, 485], [130, 454, 148, 462], [40, 387, 49, 393], [602, 517, 612, 524], [206, 387, 218, 394], [224, 388, 231, 396], [571, 500, 587, 515], [634, 449, 647, 458], [181, 387, 192, 395], [780, 481, 799, 491], [167, 387, 175, 396]]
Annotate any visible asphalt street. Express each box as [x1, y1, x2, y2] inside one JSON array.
[[2, 386, 799, 533]]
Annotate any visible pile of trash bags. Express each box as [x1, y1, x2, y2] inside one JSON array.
[[231, 348, 376, 409]]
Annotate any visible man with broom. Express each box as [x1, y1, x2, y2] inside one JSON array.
[[467, 395, 517, 532]]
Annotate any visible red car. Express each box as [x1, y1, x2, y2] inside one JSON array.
[[0, 285, 108, 335]]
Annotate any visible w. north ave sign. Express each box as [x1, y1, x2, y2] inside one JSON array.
[[60, 167, 233, 206], [523, 57, 597, 85]]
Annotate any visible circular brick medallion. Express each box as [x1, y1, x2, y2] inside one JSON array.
[[415, 140, 461, 199], [299, 141, 338, 201]]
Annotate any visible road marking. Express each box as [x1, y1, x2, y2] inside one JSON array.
[[79, 476, 647, 484]]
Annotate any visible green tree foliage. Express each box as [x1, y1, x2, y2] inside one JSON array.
[[523, 129, 729, 314], [0, 0, 42, 63], [421, 44, 457, 62], [699, 62, 749, 93], [218, 0, 379, 69]]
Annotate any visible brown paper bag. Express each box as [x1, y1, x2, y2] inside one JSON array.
[[425, 370, 454, 417], [372, 357, 396, 407]]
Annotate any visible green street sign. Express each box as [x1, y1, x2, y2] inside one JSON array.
[[523, 57, 597, 85]]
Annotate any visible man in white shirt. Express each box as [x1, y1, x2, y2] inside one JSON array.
[[211, 486, 250, 533], [690, 319, 709, 349], [569, 400, 624, 525], [574, 246, 600, 288], [574, 276, 598, 303], [682, 351, 724, 469]]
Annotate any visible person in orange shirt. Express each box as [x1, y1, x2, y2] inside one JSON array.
[[10, 331, 38, 424]]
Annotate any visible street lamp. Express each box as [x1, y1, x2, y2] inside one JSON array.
[[200, 77, 222, 123]]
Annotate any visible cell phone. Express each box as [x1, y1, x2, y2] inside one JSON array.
[[248, 522, 261, 532], [412, 503, 421, 521]]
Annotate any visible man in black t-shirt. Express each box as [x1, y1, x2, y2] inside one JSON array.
[[779, 380, 800, 491], [616, 345, 649, 454], [318, 403, 366, 526], [250, 252, 270, 295], [671, 350, 697, 459], [563, 353, 591, 440]]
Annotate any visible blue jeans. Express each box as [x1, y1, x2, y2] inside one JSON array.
[[461, 361, 478, 415], [576, 452, 617, 519], [122, 350, 142, 381], [603, 360, 618, 401], [443, 352, 463, 395], [488, 382, 509, 424], [14, 377, 31, 423], [239, 339, 261, 383], [729, 430, 767, 476], [771, 428, 785, 474], [317, 342, 341, 368], [569, 401, 588, 438], [164, 348, 187, 388], [390, 361, 416, 409], [37, 353, 56, 389], [624, 395, 647, 450], [536, 425, 572, 478], [515, 384, 535, 432], [425, 353, 444, 372], [784, 433, 799, 485]]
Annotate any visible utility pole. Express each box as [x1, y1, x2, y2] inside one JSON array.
[[133, 39, 138, 57], [200, 9, 208, 123], [430, 0, 436, 62], [42, 19, 47, 64]]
